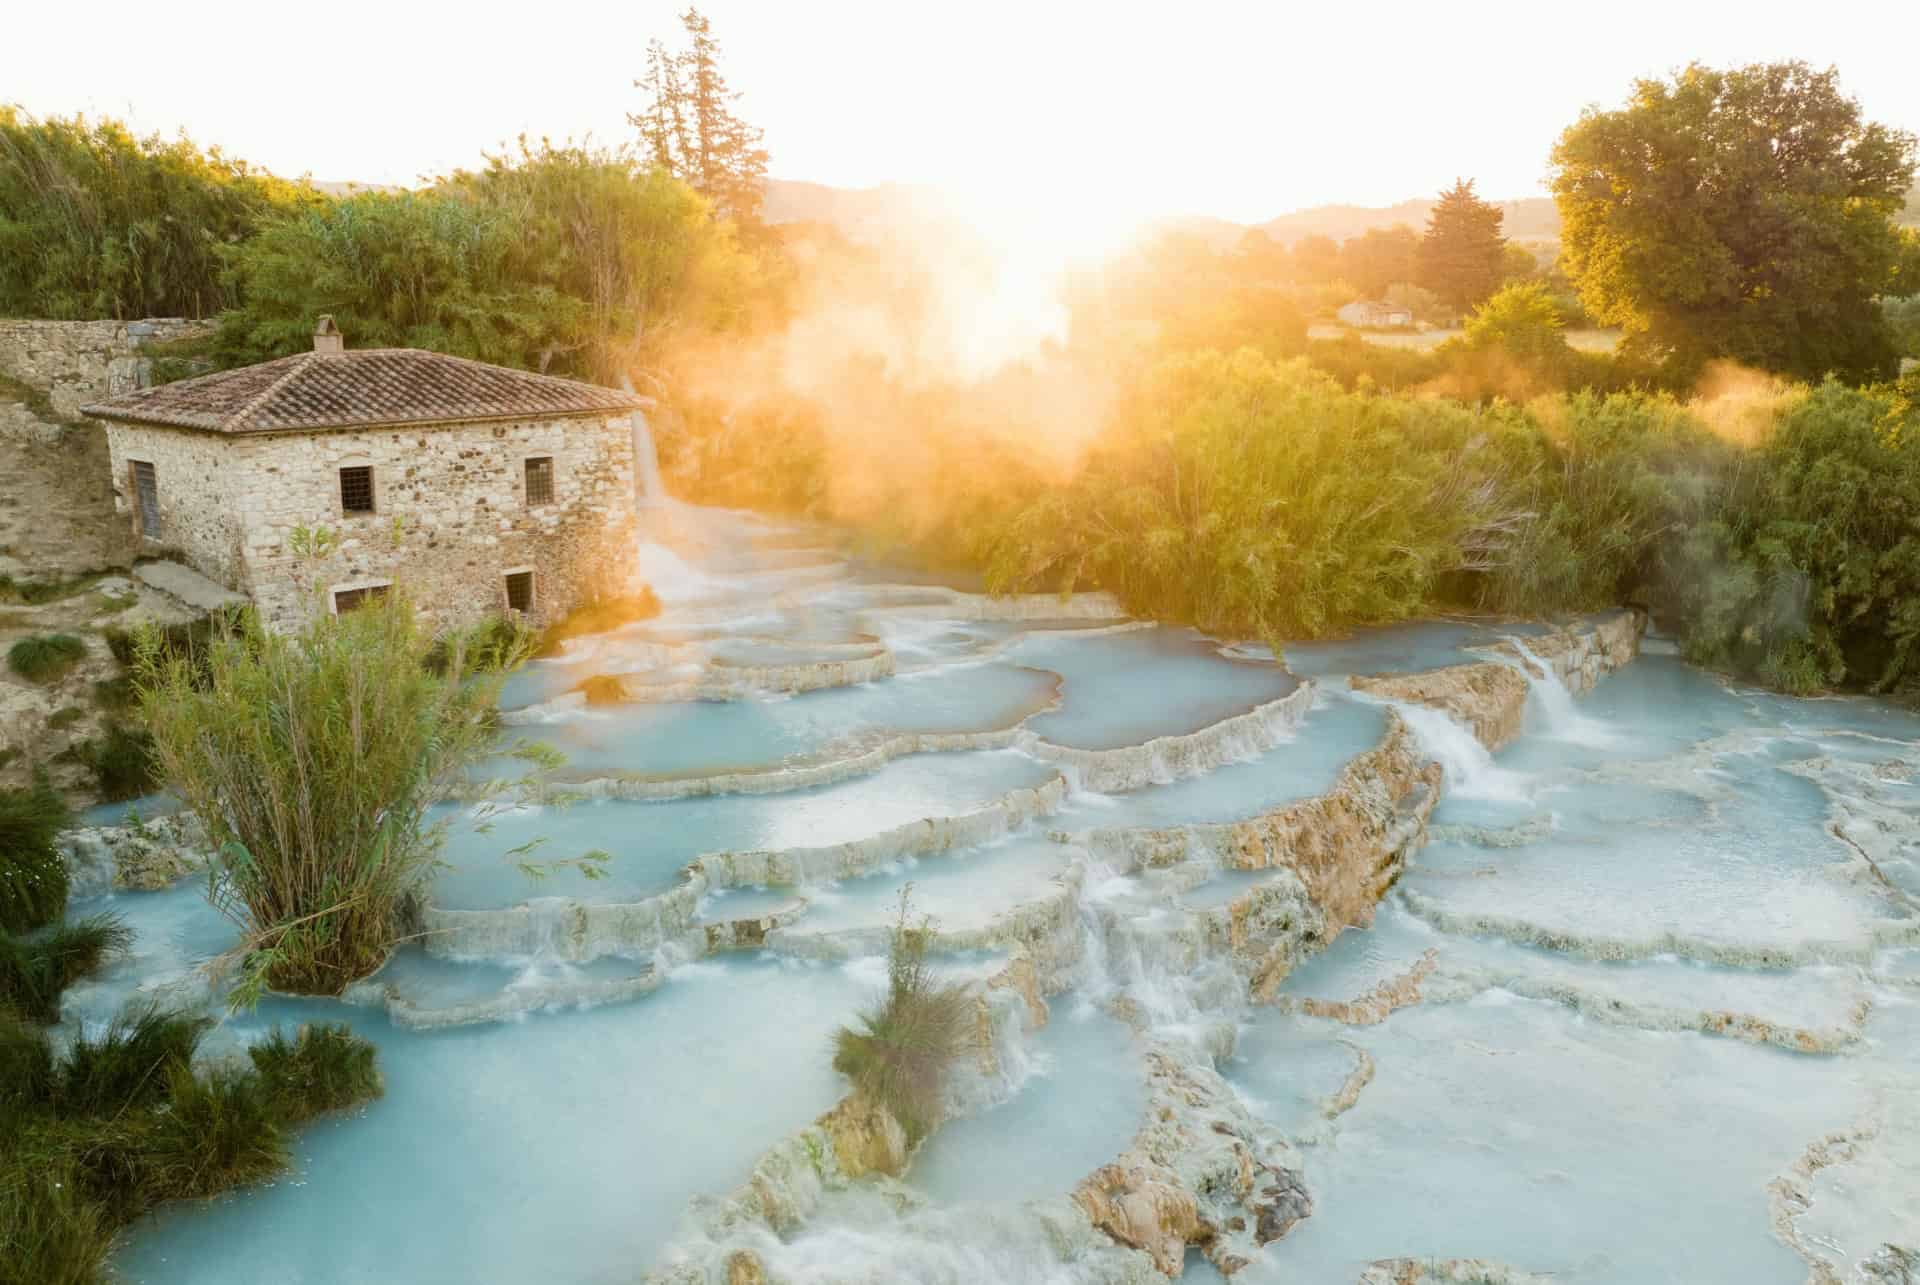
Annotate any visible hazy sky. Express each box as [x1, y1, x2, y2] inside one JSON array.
[[11, 0, 1917, 224]]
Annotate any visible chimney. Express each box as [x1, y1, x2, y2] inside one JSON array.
[[313, 315, 344, 354]]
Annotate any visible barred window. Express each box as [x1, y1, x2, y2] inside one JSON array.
[[505, 570, 535, 613], [524, 456, 554, 506], [131, 460, 160, 539], [340, 466, 375, 514], [333, 584, 390, 614]]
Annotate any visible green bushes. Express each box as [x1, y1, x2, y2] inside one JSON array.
[[980, 351, 1519, 646], [0, 917, 130, 1023], [0, 1005, 381, 1285], [67, 724, 159, 802], [0, 776, 71, 933], [0, 107, 317, 321], [247, 1023, 383, 1123], [8, 634, 86, 684], [139, 596, 529, 997], [831, 895, 971, 1142]]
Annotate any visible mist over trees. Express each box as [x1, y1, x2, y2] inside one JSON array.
[[1551, 60, 1918, 382]]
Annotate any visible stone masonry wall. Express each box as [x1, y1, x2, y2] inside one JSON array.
[[0, 318, 214, 418], [100, 422, 252, 588], [99, 414, 641, 631]]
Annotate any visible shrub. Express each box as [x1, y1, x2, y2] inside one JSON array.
[[981, 351, 1521, 646], [0, 774, 71, 933], [247, 1023, 383, 1123], [46, 707, 85, 731], [140, 595, 534, 998], [71, 724, 159, 802], [0, 915, 130, 1024], [88, 675, 135, 715], [7, 634, 86, 684], [422, 613, 534, 677], [54, 1005, 209, 1117], [0, 997, 379, 1284], [0, 1151, 115, 1285], [140, 1064, 287, 1201], [831, 893, 971, 1143]]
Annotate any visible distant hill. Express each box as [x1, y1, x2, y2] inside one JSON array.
[[1258, 197, 1562, 246]]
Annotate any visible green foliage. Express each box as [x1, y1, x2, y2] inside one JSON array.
[[0, 775, 71, 934], [0, 916, 128, 1024], [140, 1064, 287, 1201], [0, 1002, 379, 1285], [69, 724, 160, 803], [246, 1022, 383, 1124], [831, 893, 971, 1143], [7, 634, 87, 684], [1667, 380, 1920, 692], [0, 106, 317, 321], [138, 596, 535, 998], [631, 6, 771, 229], [54, 1005, 208, 1117], [1886, 295, 1920, 358], [1339, 225, 1420, 299], [1475, 393, 1732, 615], [980, 351, 1518, 646], [1551, 61, 1918, 382], [1417, 179, 1508, 310]]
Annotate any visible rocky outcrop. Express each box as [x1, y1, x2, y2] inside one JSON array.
[[60, 814, 208, 894], [817, 1093, 911, 1180], [1073, 1043, 1314, 1277], [1356, 1259, 1555, 1284], [1291, 950, 1438, 1026], [1350, 663, 1530, 750]]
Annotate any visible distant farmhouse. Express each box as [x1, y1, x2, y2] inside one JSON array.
[[82, 319, 646, 631], [1335, 300, 1414, 329]]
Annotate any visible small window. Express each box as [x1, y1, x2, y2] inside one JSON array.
[[504, 570, 535, 613], [340, 466, 375, 514], [524, 456, 554, 506], [333, 584, 390, 614], [131, 460, 160, 539]]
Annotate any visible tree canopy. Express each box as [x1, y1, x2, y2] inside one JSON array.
[[1550, 61, 1918, 383], [630, 6, 769, 231], [1417, 179, 1507, 310]]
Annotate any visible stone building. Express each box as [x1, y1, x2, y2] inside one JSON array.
[[81, 319, 647, 631]]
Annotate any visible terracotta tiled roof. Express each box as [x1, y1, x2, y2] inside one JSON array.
[[81, 349, 645, 433]]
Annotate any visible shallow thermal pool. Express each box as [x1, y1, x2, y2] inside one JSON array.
[[87, 504, 1920, 1284]]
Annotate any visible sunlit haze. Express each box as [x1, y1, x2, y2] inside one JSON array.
[[12, 0, 1917, 226]]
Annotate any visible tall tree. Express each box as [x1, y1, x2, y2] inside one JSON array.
[[1550, 62, 1918, 382], [629, 8, 769, 230], [1417, 179, 1507, 311]]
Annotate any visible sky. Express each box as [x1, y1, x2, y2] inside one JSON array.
[[10, 0, 1917, 226]]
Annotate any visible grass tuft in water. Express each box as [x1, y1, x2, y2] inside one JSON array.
[[248, 1022, 383, 1123], [0, 914, 131, 1024], [831, 891, 973, 1143]]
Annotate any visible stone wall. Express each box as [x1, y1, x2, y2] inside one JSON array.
[[0, 318, 214, 417], [100, 414, 641, 630]]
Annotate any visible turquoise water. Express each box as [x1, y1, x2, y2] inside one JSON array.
[[76, 502, 1918, 1283]]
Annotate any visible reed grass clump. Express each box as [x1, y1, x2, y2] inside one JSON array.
[[8, 634, 87, 684], [139, 594, 538, 999], [0, 999, 381, 1285], [831, 893, 972, 1143], [247, 1022, 383, 1123], [0, 916, 131, 1024]]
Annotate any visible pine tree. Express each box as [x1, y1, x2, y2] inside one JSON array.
[[1417, 179, 1507, 311], [629, 8, 768, 229]]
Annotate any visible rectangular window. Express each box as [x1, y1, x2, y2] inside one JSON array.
[[504, 570, 535, 613], [340, 466, 375, 514], [131, 460, 160, 539], [333, 584, 390, 614], [524, 456, 554, 506]]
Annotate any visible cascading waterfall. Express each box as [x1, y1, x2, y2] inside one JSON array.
[[70, 501, 1920, 1285]]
